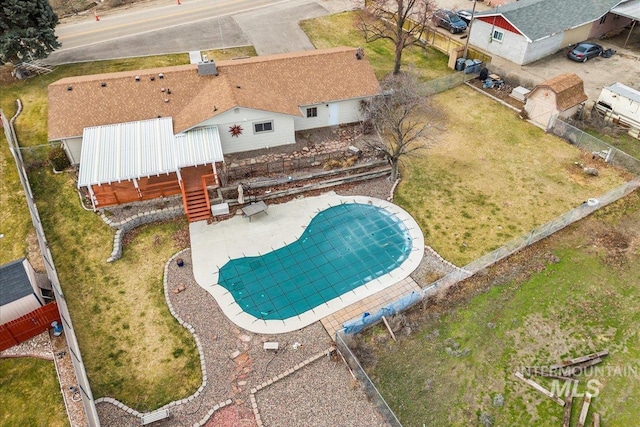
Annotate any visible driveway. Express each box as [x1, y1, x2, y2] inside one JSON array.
[[490, 40, 640, 108]]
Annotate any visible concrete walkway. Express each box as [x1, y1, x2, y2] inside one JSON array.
[[189, 192, 424, 334]]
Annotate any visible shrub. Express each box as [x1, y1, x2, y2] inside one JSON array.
[[48, 146, 70, 171]]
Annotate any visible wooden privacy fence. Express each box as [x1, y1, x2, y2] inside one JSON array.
[[0, 302, 60, 351]]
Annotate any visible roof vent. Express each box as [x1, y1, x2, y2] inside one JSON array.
[[135, 75, 140, 82], [150, 76, 155, 81], [67, 86, 73, 91], [167, 89, 172, 95], [164, 98, 170, 103], [161, 87, 166, 92], [198, 61, 218, 76], [236, 85, 241, 89], [158, 73, 164, 79], [100, 82, 107, 87]]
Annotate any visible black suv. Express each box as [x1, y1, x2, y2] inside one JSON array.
[[433, 9, 468, 34]]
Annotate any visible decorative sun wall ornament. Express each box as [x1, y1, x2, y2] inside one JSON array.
[[229, 124, 243, 137]]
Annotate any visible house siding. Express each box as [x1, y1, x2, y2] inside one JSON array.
[[470, 20, 529, 64], [477, 16, 522, 36], [0, 295, 43, 324], [62, 137, 83, 165], [521, 32, 565, 64], [197, 108, 296, 154], [561, 24, 592, 47], [588, 13, 633, 38], [294, 99, 365, 131]]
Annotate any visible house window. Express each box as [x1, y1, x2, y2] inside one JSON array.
[[306, 107, 318, 118], [254, 121, 273, 133], [492, 29, 504, 42], [599, 15, 607, 24]]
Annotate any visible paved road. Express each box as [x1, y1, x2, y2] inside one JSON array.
[[47, 0, 356, 64]]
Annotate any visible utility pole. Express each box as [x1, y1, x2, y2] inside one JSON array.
[[462, 0, 478, 59]]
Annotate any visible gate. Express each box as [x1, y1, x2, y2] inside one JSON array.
[[0, 302, 60, 351]]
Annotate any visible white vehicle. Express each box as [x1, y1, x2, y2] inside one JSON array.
[[595, 82, 640, 139]]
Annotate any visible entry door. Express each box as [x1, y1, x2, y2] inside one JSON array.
[[328, 103, 339, 126]]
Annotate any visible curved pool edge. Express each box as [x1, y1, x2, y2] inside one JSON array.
[[190, 192, 424, 334]]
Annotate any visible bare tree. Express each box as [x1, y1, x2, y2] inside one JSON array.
[[361, 72, 441, 180], [358, 0, 436, 75]]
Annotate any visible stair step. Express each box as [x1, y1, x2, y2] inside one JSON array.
[[188, 202, 208, 209]]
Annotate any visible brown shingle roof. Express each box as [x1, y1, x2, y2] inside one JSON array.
[[534, 73, 588, 111], [48, 47, 381, 140]]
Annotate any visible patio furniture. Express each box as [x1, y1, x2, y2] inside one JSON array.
[[242, 201, 268, 221]]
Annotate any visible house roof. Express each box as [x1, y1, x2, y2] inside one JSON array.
[[48, 47, 381, 140], [611, 0, 640, 20], [77, 118, 224, 187], [531, 73, 588, 111], [476, 0, 623, 42], [0, 259, 33, 306]]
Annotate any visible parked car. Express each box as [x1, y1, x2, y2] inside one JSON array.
[[433, 9, 468, 34], [456, 10, 473, 24], [567, 42, 603, 62]]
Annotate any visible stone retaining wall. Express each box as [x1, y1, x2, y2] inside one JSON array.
[[102, 205, 184, 262]]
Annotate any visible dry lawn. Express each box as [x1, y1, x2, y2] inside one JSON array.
[[395, 85, 633, 266], [358, 192, 640, 426]]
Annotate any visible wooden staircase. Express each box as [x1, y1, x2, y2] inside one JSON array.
[[180, 166, 213, 222]]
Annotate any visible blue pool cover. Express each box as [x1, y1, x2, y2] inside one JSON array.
[[217, 203, 413, 320]]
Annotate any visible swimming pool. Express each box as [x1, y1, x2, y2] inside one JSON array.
[[217, 203, 412, 321]]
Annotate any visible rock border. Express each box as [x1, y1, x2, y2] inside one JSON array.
[[102, 205, 184, 262]]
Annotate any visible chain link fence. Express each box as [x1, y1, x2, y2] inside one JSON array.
[[2, 105, 99, 427], [335, 332, 403, 427], [550, 119, 640, 175], [422, 71, 478, 96], [335, 112, 640, 426]]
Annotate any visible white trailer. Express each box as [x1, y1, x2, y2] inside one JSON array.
[[595, 82, 640, 138]]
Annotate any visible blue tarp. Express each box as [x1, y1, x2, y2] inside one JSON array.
[[342, 291, 421, 334]]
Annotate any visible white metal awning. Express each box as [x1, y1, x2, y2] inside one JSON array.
[[611, 0, 640, 20], [78, 118, 223, 187]]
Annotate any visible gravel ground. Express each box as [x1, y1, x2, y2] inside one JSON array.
[[256, 356, 387, 427], [95, 177, 456, 427]]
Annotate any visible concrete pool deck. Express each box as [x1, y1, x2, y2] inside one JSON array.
[[189, 192, 424, 334]]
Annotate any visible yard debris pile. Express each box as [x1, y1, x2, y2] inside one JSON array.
[[516, 350, 608, 427]]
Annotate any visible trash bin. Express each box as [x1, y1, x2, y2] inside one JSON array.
[[455, 57, 466, 71], [472, 59, 483, 74], [464, 59, 475, 74]]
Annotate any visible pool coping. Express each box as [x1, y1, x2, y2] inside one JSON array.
[[189, 192, 424, 334]]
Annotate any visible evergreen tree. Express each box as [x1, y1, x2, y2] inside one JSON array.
[[0, 0, 60, 64]]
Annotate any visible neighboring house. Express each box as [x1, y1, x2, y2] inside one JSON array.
[[524, 73, 588, 129], [469, 0, 636, 65], [0, 259, 50, 324], [47, 47, 381, 221]]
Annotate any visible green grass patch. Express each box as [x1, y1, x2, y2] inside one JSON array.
[[395, 85, 632, 266], [0, 358, 69, 427], [359, 193, 640, 426], [0, 48, 249, 410], [301, 11, 451, 80]]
